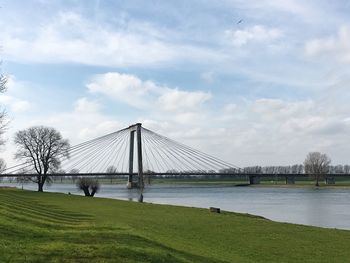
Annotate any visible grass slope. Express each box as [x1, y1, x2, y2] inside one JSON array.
[[1, 188, 350, 262]]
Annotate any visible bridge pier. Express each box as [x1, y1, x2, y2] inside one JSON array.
[[127, 127, 135, 189], [249, 175, 260, 185], [127, 123, 143, 189], [285, 176, 295, 184], [326, 177, 335, 185], [136, 123, 144, 190]]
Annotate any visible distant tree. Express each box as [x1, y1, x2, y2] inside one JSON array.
[[0, 158, 5, 182], [106, 165, 117, 184], [53, 169, 66, 183], [106, 165, 117, 173], [0, 74, 6, 93], [144, 169, 155, 184], [243, 166, 262, 174], [304, 152, 331, 186], [77, 178, 100, 197], [14, 126, 70, 192], [0, 158, 6, 173], [0, 71, 7, 146], [334, 165, 344, 174], [344, 165, 350, 174], [15, 167, 34, 187], [69, 169, 80, 183]]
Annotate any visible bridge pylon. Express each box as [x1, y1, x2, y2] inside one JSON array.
[[127, 123, 143, 189]]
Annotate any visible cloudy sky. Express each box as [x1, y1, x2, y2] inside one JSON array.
[[1, 0, 350, 167]]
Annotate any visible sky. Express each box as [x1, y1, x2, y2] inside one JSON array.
[[1, 0, 350, 167]]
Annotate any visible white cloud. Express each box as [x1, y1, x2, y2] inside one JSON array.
[[25, 97, 124, 144], [224, 103, 237, 112], [2, 12, 223, 67], [0, 76, 32, 113], [211, 96, 350, 165], [225, 25, 282, 47], [200, 71, 215, 84], [87, 72, 211, 114], [262, 0, 306, 15], [227, 0, 319, 24], [10, 100, 31, 112], [86, 72, 213, 152], [252, 98, 315, 121], [305, 26, 350, 63], [78, 120, 123, 140], [87, 72, 158, 108], [219, 103, 238, 121], [74, 97, 101, 113], [1, 96, 123, 167], [157, 89, 211, 112]]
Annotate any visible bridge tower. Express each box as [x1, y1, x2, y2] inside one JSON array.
[[127, 123, 143, 189]]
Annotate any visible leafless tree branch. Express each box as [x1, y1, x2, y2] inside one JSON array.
[[14, 126, 70, 191]]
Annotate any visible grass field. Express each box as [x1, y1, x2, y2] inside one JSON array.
[[1, 188, 350, 262]]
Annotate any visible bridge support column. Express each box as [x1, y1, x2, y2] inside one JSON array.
[[249, 176, 260, 185], [326, 177, 335, 185], [136, 123, 144, 191], [127, 123, 143, 189], [127, 129, 135, 189], [285, 176, 295, 184]]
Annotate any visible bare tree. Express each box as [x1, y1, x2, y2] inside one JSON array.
[[69, 168, 80, 183], [0, 74, 6, 93], [144, 169, 155, 184], [14, 126, 70, 192], [53, 169, 66, 183], [304, 152, 331, 186], [0, 158, 5, 182], [106, 165, 117, 184], [77, 178, 100, 197], [0, 72, 7, 146], [344, 165, 350, 174], [0, 158, 6, 173]]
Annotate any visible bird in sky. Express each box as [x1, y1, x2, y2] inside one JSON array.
[[237, 19, 243, 24]]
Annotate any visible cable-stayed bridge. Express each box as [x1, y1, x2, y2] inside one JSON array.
[[2, 123, 241, 188]]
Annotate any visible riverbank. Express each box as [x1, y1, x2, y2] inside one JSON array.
[[1, 188, 350, 262], [8, 177, 350, 187]]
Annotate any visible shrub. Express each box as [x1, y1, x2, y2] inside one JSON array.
[[76, 178, 100, 197]]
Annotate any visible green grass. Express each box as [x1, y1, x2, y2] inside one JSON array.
[[1, 188, 350, 262]]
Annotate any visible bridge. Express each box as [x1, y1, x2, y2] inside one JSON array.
[[1, 123, 345, 186], [1, 123, 242, 188]]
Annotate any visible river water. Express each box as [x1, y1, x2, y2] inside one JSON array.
[[2, 183, 350, 230]]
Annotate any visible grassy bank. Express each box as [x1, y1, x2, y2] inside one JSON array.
[[1, 188, 350, 262]]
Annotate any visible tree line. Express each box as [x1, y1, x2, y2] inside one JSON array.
[[241, 164, 350, 174]]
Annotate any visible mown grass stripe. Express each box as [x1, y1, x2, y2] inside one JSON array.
[[0, 201, 91, 223], [0, 193, 92, 220]]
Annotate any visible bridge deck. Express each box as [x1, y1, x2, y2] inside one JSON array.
[[1, 173, 348, 178]]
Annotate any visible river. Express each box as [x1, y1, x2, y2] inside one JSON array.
[[2, 182, 350, 230]]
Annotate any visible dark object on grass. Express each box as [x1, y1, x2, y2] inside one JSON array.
[[209, 207, 220, 213], [138, 193, 143, 203], [77, 178, 100, 197]]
